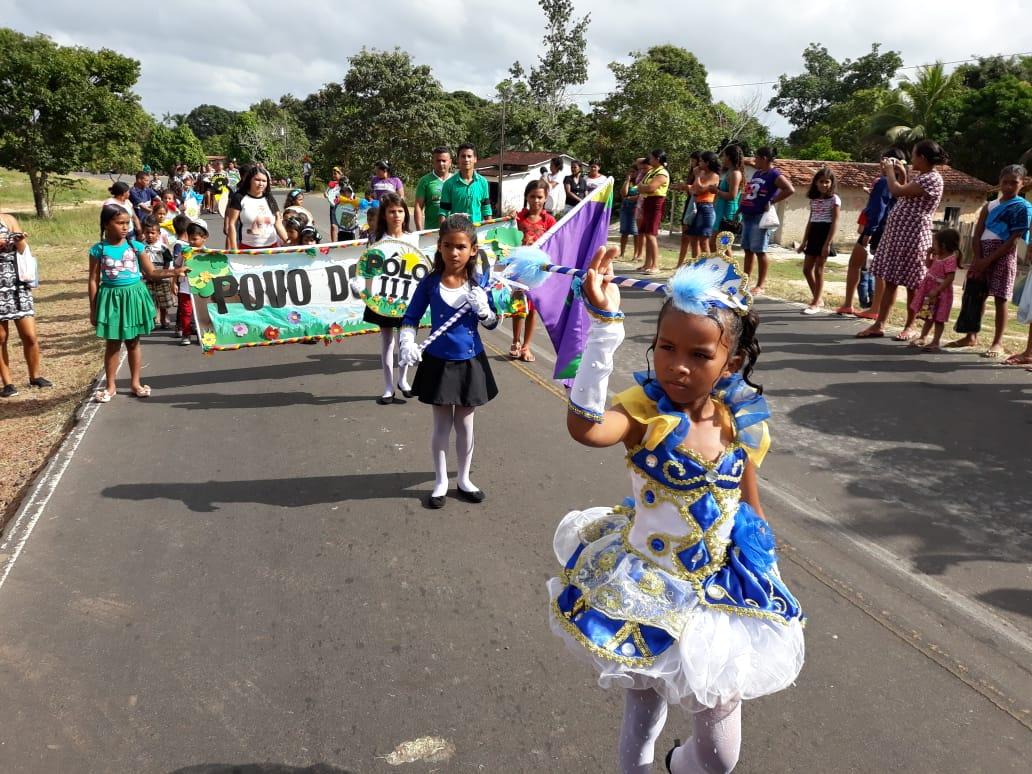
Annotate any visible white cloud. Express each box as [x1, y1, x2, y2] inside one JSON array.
[[4, 0, 1024, 137]]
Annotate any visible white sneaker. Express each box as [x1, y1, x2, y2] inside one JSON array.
[[801, 306, 820, 315], [179, 336, 192, 346]]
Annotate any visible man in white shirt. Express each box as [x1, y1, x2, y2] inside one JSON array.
[[545, 157, 564, 216]]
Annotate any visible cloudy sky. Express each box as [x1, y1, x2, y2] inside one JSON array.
[[2, 0, 1024, 137]]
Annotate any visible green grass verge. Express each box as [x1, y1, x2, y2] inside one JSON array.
[[1, 168, 113, 212]]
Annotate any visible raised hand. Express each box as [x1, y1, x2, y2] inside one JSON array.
[[582, 246, 621, 313]]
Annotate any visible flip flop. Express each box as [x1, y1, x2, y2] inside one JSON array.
[[855, 310, 879, 320], [944, 339, 977, 349], [834, 306, 857, 316], [519, 348, 536, 363], [893, 331, 918, 342], [509, 343, 522, 359], [1003, 354, 1032, 366], [855, 329, 885, 339], [130, 385, 152, 398], [93, 389, 114, 403], [981, 350, 1003, 359]]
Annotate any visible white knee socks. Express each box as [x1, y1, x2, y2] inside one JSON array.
[[429, 405, 478, 497], [669, 700, 742, 774], [379, 329, 411, 397], [618, 688, 669, 773], [453, 406, 477, 492]]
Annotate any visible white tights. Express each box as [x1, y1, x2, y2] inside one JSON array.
[[430, 405, 477, 497], [618, 689, 741, 774], [379, 329, 410, 398]]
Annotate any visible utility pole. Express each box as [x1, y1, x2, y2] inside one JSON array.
[[498, 91, 507, 214]]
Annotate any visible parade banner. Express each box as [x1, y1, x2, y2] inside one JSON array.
[[187, 217, 519, 354], [530, 178, 615, 379]]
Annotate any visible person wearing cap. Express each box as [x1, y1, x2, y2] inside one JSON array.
[[370, 161, 404, 202]]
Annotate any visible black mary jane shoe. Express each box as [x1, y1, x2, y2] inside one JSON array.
[[391, 395, 407, 404], [399, 388, 416, 398], [455, 487, 486, 504], [665, 739, 682, 772], [376, 394, 393, 405], [426, 494, 446, 509]]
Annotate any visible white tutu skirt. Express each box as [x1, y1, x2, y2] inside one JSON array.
[[548, 507, 805, 710]]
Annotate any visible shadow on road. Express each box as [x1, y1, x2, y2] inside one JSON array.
[[167, 764, 354, 774], [977, 588, 1032, 619], [102, 472, 436, 513], [137, 353, 382, 390], [145, 390, 378, 409]]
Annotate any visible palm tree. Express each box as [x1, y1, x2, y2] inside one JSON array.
[[869, 63, 960, 149]]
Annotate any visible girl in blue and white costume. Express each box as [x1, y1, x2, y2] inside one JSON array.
[[550, 246, 804, 773], [399, 214, 499, 509]]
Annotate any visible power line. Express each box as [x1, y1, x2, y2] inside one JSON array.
[[564, 49, 1032, 97]]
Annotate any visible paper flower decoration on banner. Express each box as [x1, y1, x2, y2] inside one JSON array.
[[232, 323, 248, 337], [201, 331, 217, 348], [262, 326, 280, 341]]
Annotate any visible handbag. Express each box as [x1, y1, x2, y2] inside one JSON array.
[[681, 196, 696, 227], [718, 216, 742, 236], [758, 206, 779, 230], [15, 245, 39, 289]]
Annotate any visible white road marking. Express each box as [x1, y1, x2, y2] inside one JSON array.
[[0, 356, 123, 594]]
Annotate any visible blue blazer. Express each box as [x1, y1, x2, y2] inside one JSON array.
[[402, 273, 498, 361]]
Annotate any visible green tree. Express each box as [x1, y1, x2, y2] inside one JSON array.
[[945, 75, 1032, 182], [183, 104, 238, 140], [869, 63, 961, 150], [143, 123, 206, 172], [641, 45, 710, 102], [768, 43, 901, 137], [506, 0, 591, 148], [788, 87, 893, 160], [318, 48, 465, 185], [227, 104, 310, 182], [794, 135, 852, 161], [0, 29, 143, 216], [590, 54, 721, 181]]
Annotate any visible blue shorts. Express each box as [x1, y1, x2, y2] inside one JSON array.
[[741, 212, 770, 253], [686, 203, 715, 237], [619, 200, 638, 236]]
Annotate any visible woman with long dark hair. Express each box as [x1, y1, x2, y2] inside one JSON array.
[[224, 166, 287, 250]]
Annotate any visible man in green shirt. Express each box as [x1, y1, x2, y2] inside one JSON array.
[[414, 146, 452, 230], [439, 143, 493, 224]]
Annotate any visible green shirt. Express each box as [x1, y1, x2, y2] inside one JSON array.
[[439, 171, 493, 223], [415, 172, 450, 227]]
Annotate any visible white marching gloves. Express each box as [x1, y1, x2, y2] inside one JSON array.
[[349, 277, 365, 299], [568, 309, 625, 423], [465, 285, 496, 325], [399, 326, 421, 367]]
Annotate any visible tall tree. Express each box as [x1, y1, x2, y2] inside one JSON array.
[[642, 45, 710, 102], [0, 30, 143, 217], [318, 49, 465, 185], [788, 86, 893, 161], [946, 75, 1032, 182], [183, 104, 238, 140], [869, 63, 961, 150], [506, 0, 591, 148], [768, 43, 901, 137], [227, 102, 310, 182], [143, 123, 206, 172]]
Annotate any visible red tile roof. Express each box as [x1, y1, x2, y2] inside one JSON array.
[[477, 151, 561, 169], [745, 158, 991, 193]]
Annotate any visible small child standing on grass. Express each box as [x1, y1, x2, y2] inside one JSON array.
[[909, 228, 959, 352], [90, 205, 188, 401], [798, 167, 840, 314], [140, 216, 175, 331]]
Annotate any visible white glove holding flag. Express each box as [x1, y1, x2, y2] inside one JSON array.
[[399, 326, 421, 366], [349, 277, 365, 298], [465, 285, 496, 325]]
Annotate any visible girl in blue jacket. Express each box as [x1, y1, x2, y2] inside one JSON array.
[[400, 214, 499, 509]]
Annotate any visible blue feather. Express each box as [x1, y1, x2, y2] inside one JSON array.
[[668, 260, 726, 315], [498, 247, 553, 289]]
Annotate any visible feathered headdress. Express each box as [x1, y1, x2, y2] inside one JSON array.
[[667, 255, 752, 316]]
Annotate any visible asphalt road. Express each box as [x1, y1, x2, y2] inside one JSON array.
[[0, 203, 1028, 772]]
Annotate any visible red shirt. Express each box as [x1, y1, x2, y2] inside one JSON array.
[[516, 208, 556, 245]]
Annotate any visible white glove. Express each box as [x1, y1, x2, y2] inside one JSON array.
[[349, 276, 365, 298], [398, 326, 421, 367], [465, 285, 497, 326], [569, 318, 625, 423]]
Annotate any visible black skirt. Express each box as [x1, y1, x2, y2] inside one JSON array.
[[413, 351, 498, 407], [363, 306, 403, 329]]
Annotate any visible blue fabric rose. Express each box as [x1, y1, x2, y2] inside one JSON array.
[[730, 503, 777, 572]]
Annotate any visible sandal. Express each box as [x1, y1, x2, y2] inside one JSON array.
[[834, 306, 857, 316], [855, 309, 879, 320], [509, 342, 522, 359], [519, 347, 536, 363], [893, 330, 918, 342], [1003, 354, 1032, 366], [94, 389, 115, 403], [981, 349, 1004, 359], [855, 328, 885, 339], [130, 385, 152, 398]]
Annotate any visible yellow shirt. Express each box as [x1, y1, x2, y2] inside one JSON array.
[[641, 166, 670, 198]]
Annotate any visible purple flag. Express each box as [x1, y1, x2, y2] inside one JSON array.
[[530, 178, 614, 380]]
